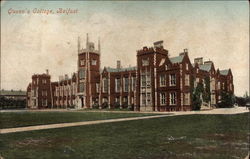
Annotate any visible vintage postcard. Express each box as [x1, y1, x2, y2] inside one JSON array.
[[0, 1, 249, 159]]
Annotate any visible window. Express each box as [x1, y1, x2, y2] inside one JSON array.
[[186, 63, 189, 70], [115, 78, 121, 92], [141, 93, 146, 105], [91, 59, 97, 65], [165, 65, 168, 70], [184, 93, 190, 105], [123, 77, 129, 92], [42, 99, 47, 106], [211, 78, 215, 91], [102, 97, 108, 103], [42, 90, 47, 96], [142, 58, 149, 66], [196, 69, 198, 73], [131, 77, 136, 91], [103, 78, 108, 93], [115, 97, 120, 103], [96, 83, 99, 92], [160, 93, 166, 105], [79, 82, 85, 92], [222, 83, 225, 90], [169, 74, 176, 86], [79, 69, 85, 79], [147, 93, 151, 104], [80, 59, 85, 66], [42, 79, 47, 84], [218, 81, 221, 90], [146, 73, 151, 87], [170, 92, 176, 105], [123, 96, 128, 103], [160, 74, 166, 87], [185, 74, 190, 86], [141, 74, 146, 87], [194, 78, 199, 88]]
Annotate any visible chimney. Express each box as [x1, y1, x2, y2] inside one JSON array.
[[194, 57, 203, 65], [46, 69, 49, 75], [117, 60, 121, 69], [180, 49, 188, 56], [153, 40, 164, 49], [204, 60, 213, 64]]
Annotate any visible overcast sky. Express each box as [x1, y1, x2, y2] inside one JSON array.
[[1, 1, 249, 96]]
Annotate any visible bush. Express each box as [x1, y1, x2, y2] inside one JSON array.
[[0, 96, 26, 109], [129, 104, 134, 111], [122, 102, 128, 109], [114, 102, 120, 109], [101, 102, 109, 109], [217, 91, 235, 108], [192, 83, 204, 110], [92, 103, 99, 109]]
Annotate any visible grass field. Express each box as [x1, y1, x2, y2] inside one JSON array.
[[0, 111, 162, 129], [0, 112, 249, 159]]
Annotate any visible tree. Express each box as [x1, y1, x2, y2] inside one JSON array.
[[217, 91, 235, 108], [203, 76, 211, 103], [192, 83, 204, 110]]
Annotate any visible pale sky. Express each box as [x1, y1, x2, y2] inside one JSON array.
[[1, 1, 249, 96]]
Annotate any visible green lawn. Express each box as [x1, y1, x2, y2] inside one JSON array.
[[0, 111, 162, 129], [0, 113, 249, 159]]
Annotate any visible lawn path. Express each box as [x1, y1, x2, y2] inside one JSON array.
[[0, 107, 248, 134], [0, 114, 170, 134]]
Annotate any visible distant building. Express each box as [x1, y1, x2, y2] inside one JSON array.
[[0, 89, 26, 100], [26, 35, 234, 111]]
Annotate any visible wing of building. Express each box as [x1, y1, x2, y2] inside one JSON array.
[[26, 36, 234, 111]]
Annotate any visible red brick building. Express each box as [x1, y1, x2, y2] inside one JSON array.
[[27, 36, 234, 111], [27, 70, 52, 109]]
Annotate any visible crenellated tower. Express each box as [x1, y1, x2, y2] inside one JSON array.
[[76, 34, 101, 109]]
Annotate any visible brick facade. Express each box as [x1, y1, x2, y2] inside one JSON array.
[[27, 36, 234, 111]]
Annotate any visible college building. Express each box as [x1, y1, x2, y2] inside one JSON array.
[[26, 34, 234, 111]]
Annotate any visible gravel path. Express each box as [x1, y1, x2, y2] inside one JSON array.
[[0, 107, 248, 134]]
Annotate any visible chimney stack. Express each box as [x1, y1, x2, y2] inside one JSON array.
[[153, 40, 164, 49], [46, 69, 49, 75], [194, 57, 203, 65], [117, 60, 121, 69]]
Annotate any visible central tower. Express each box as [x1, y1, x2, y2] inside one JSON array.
[[76, 34, 101, 109]]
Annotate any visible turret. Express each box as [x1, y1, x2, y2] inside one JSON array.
[[78, 36, 81, 53], [98, 37, 101, 53]]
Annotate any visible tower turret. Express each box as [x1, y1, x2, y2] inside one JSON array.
[[78, 36, 81, 53], [86, 33, 89, 48], [98, 37, 101, 53]]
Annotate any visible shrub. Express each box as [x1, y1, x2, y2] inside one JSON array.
[[217, 91, 235, 108], [101, 102, 109, 109]]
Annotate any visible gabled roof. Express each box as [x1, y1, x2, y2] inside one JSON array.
[[169, 55, 184, 64], [199, 63, 212, 72], [220, 69, 229, 75], [0, 90, 26, 96], [105, 66, 137, 73]]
